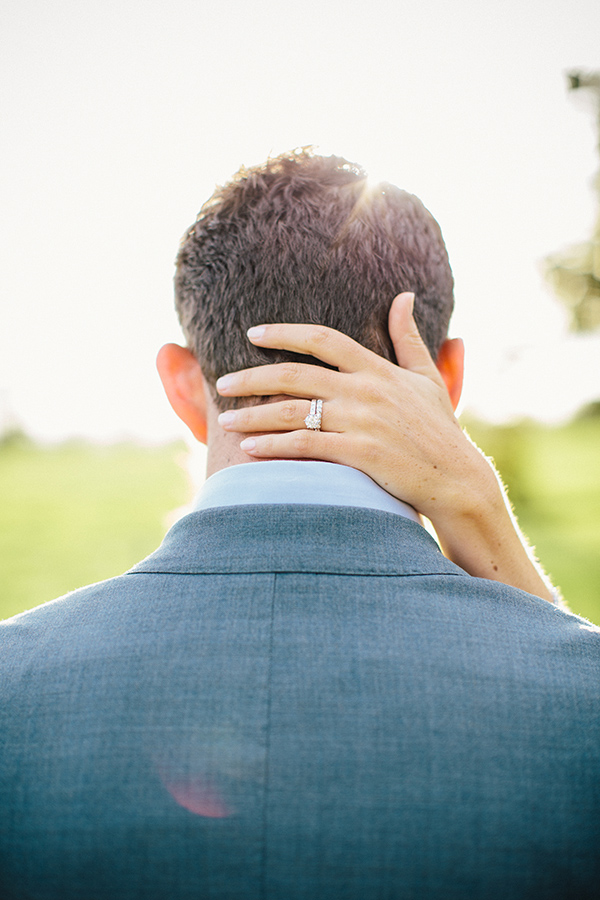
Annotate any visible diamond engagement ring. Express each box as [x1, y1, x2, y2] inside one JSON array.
[[304, 399, 323, 431]]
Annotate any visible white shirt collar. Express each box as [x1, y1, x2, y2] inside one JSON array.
[[194, 460, 420, 522]]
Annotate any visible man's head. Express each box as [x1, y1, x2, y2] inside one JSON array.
[[173, 148, 454, 412]]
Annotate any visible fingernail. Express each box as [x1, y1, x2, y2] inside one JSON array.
[[218, 411, 236, 428], [216, 374, 233, 392], [240, 438, 256, 451], [247, 326, 266, 340], [406, 292, 415, 313]]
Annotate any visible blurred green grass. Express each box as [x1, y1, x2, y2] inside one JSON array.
[[1, 417, 599, 624], [0, 438, 192, 621], [464, 412, 600, 625]]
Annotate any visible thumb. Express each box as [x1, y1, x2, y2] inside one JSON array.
[[388, 292, 440, 379]]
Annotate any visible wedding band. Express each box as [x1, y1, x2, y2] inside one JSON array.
[[304, 399, 323, 431]]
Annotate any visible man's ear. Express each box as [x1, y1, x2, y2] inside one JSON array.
[[435, 338, 464, 411], [156, 344, 208, 444]]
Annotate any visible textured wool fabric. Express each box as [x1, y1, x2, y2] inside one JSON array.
[[1, 505, 599, 899]]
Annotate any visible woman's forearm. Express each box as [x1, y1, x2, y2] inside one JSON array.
[[429, 447, 559, 604]]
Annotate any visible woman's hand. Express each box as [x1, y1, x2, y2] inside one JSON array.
[[215, 292, 558, 604], [216, 293, 482, 523]]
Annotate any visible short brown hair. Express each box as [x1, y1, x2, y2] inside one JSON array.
[[175, 148, 454, 410]]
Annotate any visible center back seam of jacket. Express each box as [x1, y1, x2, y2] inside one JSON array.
[[260, 572, 277, 900]]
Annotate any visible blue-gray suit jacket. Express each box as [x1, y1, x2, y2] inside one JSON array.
[[1, 504, 599, 899]]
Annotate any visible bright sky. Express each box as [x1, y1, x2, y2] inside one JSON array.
[[1, 0, 599, 443]]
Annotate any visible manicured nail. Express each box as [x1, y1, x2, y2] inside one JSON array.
[[216, 374, 233, 392], [247, 326, 266, 340], [218, 411, 236, 428], [240, 438, 256, 452]]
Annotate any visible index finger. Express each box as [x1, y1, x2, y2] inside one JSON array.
[[245, 323, 383, 374]]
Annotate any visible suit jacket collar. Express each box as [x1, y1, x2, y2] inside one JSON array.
[[128, 505, 466, 579]]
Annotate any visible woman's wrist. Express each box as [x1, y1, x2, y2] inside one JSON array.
[[425, 441, 557, 604]]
